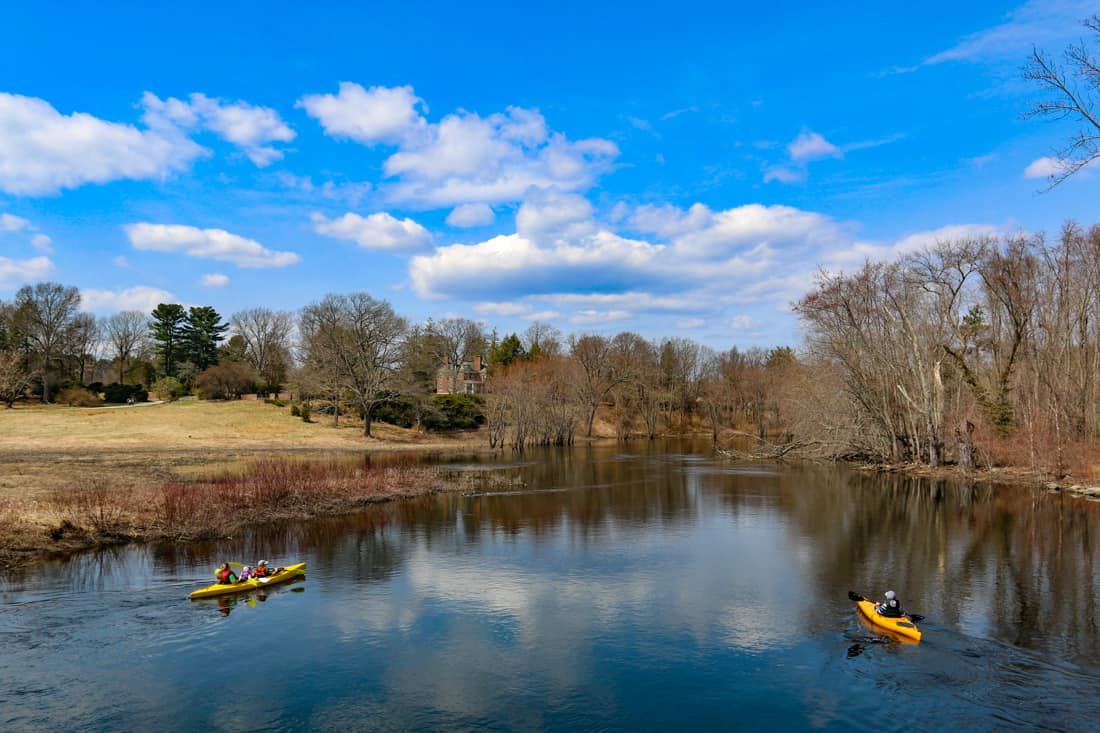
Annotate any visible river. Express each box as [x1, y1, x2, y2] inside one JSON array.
[[2, 440, 1099, 731]]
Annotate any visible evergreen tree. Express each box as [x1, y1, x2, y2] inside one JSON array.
[[490, 333, 525, 367], [150, 304, 187, 378], [185, 306, 229, 371]]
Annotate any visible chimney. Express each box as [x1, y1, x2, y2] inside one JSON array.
[[473, 355, 482, 372]]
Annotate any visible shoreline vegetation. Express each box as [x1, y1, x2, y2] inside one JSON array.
[[0, 399, 498, 571], [4, 400, 1100, 573], [0, 458, 491, 572]]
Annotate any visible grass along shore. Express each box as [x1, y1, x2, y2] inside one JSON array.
[[0, 399, 489, 570]]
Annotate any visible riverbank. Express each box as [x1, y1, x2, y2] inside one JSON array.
[[855, 462, 1100, 500], [0, 399, 494, 570]]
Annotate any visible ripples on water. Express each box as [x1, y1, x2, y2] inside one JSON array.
[[3, 440, 1100, 731]]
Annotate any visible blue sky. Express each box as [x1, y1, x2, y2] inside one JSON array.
[[1, 0, 1097, 348]]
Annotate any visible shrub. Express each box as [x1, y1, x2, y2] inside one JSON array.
[[57, 387, 103, 407], [103, 383, 148, 404], [430, 393, 485, 430], [151, 376, 187, 401], [373, 398, 415, 428], [290, 403, 301, 416], [300, 403, 312, 423], [195, 362, 258, 400], [265, 397, 289, 407]]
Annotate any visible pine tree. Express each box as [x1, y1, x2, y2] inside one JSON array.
[[150, 303, 187, 378], [490, 333, 525, 367], [184, 306, 229, 371]]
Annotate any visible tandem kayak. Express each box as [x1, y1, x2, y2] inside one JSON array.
[[850, 591, 922, 642], [189, 563, 306, 600]]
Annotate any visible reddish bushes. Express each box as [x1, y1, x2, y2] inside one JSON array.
[[51, 458, 446, 543]]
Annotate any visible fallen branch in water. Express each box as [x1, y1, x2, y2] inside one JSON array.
[[716, 431, 818, 461]]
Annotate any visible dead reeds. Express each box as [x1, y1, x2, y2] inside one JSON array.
[[22, 458, 449, 560]]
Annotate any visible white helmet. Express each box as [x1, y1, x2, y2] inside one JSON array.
[[884, 590, 896, 600]]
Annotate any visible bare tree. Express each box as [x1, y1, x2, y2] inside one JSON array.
[[0, 350, 32, 408], [300, 293, 408, 437], [524, 321, 564, 359], [104, 311, 148, 383], [231, 308, 295, 390], [68, 313, 100, 386], [570, 333, 636, 437], [1025, 15, 1100, 187], [424, 317, 487, 367], [14, 282, 81, 402]]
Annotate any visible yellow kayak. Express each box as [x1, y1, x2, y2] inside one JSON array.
[[189, 563, 306, 600], [850, 591, 922, 642]]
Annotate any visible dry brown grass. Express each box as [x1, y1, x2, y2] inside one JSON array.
[[0, 398, 472, 452], [0, 399, 489, 569]]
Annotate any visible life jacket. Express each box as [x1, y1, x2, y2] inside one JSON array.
[[255, 566, 267, 577], [878, 599, 904, 618], [217, 568, 238, 583]]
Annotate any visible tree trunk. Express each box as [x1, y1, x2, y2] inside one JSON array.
[[956, 421, 975, 472]]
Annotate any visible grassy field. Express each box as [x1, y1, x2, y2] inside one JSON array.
[[0, 399, 486, 569]]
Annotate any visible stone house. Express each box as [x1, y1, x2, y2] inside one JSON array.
[[435, 355, 488, 395]]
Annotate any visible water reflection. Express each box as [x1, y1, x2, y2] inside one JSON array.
[[3, 440, 1100, 731]]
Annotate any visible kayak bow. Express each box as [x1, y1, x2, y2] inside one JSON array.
[[850, 591, 922, 642], [189, 562, 306, 600]]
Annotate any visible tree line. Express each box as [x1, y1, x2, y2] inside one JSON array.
[[792, 222, 1100, 478], [0, 282, 791, 445], [4, 220, 1100, 481]]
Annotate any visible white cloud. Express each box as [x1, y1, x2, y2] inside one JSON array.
[[763, 166, 804, 184], [1, 214, 53, 252], [635, 203, 846, 260], [766, 129, 900, 184], [570, 309, 631, 324], [824, 223, 1002, 266], [200, 273, 230, 288], [1, 213, 29, 232], [730, 315, 762, 330], [412, 203, 842, 302], [532, 291, 692, 312], [30, 234, 51, 253], [112, 255, 130, 268], [298, 83, 426, 145], [446, 203, 495, 228], [1023, 156, 1067, 179], [0, 92, 206, 195], [409, 197, 1002, 340], [301, 84, 618, 208], [141, 92, 295, 166], [523, 310, 561, 321], [516, 189, 595, 242], [125, 222, 300, 268], [410, 231, 663, 300], [311, 211, 432, 251], [788, 131, 842, 162], [80, 285, 173, 313], [474, 301, 533, 317], [0, 255, 54, 289], [917, 0, 1095, 68]]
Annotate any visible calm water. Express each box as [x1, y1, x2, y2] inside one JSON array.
[[3, 440, 1100, 731]]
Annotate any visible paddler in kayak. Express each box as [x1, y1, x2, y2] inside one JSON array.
[[253, 560, 283, 577], [216, 562, 239, 584], [876, 590, 905, 618]]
